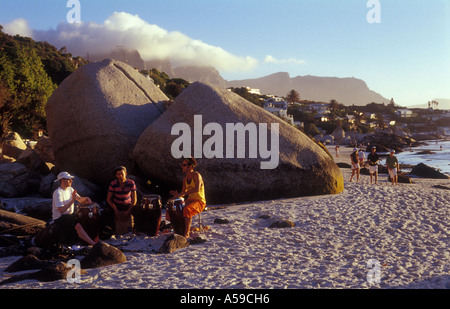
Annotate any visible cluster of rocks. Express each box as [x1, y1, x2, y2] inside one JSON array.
[[317, 127, 425, 154], [0, 59, 345, 284], [1, 59, 344, 235], [0, 132, 103, 221], [44, 59, 343, 204], [0, 241, 126, 286], [1, 132, 56, 198], [360, 132, 424, 153]]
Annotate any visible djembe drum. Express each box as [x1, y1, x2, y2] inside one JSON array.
[[77, 203, 100, 242], [134, 194, 162, 236], [166, 198, 186, 236]]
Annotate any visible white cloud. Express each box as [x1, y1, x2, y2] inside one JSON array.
[[264, 55, 306, 65], [5, 12, 258, 73], [2, 18, 33, 37]]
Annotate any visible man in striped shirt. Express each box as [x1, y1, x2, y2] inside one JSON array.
[[107, 166, 137, 235]]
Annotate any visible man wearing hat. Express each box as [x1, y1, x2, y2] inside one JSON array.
[[386, 149, 399, 185], [367, 146, 380, 184], [52, 172, 97, 245]]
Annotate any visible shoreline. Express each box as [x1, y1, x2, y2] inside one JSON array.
[[329, 143, 450, 176]]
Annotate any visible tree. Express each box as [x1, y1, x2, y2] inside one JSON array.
[[0, 81, 12, 137], [389, 98, 395, 107], [0, 33, 56, 138], [328, 99, 340, 110], [164, 78, 190, 99], [304, 122, 320, 137], [427, 100, 440, 109], [229, 87, 263, 107], [328, 99, 345, 120], [286, 90, 300, 104]]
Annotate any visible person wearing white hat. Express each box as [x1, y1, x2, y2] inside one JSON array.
[[386, 149, 399, 185], [358, 148, 365, 167], [52, 172, 97, 245]]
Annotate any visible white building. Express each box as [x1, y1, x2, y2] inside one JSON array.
[[308, 103, 330, 114], [396, 109, 414, 118], [245, 87, 261, 95], [264, 98, 288, 109], [264, 101, 294, 125]]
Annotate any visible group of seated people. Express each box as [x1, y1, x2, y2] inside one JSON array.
[[50, 157, 206, 246]]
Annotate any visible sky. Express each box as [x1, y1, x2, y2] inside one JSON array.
[[0, 0, 449, 107]]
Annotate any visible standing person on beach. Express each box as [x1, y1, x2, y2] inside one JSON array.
[[358, 149, 365, 167], [349, 148, 360, 182], [107, 166, 137, 235], [52, 172, 97, 245], [367, 146, 380, 184], [386, 149, 400, 186], [335, 145, 340, 157], [169, 157, 207, 239]]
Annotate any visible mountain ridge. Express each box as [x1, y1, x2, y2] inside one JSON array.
[[227, 72, 390, 106], [88, 48, 390, 106]]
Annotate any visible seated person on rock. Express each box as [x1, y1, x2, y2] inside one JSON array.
[[169, 157, 207, 239], [52, 172, 97, 246], [106, 166, 137, 235]]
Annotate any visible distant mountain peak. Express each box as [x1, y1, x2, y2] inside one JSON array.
[[227, 72, 388, 106]]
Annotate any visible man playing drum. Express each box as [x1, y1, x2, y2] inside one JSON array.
[[107, 166, 137, 235], [52, 172, 97, 245], [169, 157, 206, 239]]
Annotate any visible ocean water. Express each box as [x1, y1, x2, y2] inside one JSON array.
[[395, 140, 450, 176]]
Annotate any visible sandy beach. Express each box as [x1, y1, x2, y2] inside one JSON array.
[[1, 145, 449, 289]]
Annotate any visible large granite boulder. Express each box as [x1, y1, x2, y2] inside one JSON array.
[[132, 82, 344, 204], [45, 59, 169, 186]]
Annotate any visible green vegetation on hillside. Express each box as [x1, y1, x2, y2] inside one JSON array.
[[0, 26, 86, 139], [141, 69, 190, 100]]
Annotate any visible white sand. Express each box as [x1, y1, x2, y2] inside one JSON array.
[[1, 145, 449, 289]]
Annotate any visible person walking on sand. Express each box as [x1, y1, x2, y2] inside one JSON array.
[[386, 149, 400, 186], [107, 166, 137, 235], [169, 157, 206, 239], [367, 146, 380, 184], [335, 145, 340, 157], [349, 148, 360, 182]]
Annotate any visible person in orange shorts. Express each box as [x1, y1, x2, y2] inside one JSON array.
[[169, 157, 206, 238]]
